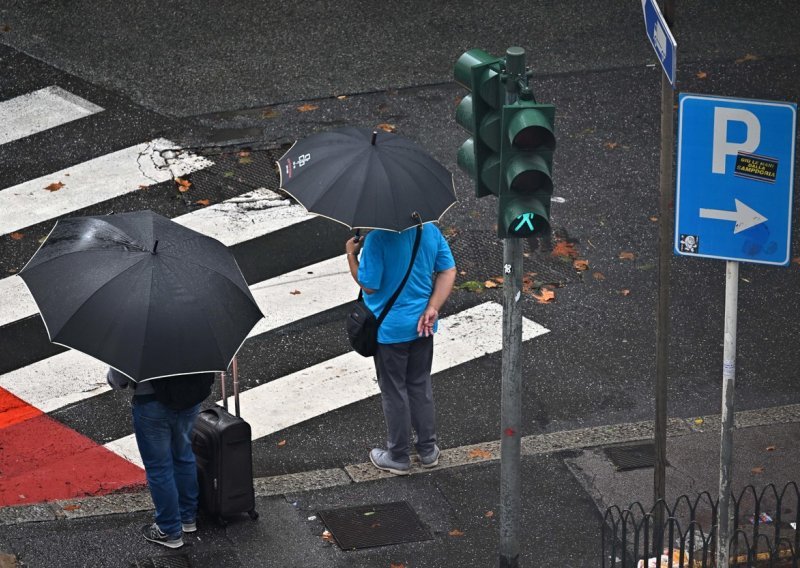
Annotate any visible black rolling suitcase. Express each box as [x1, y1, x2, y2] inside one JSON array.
[[192, 357, 259, 525]]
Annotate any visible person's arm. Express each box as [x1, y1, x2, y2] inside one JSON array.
[[345, 236, 376, 295], [417, 267, 457, 337], [106, 368, 130, 389]]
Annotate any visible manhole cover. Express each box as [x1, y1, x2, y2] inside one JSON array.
[[317, 501, 433, 550], [131, 554, 192, 568], [604, 443, 666, 471]]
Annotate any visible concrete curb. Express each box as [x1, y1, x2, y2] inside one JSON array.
[[2, 403, 798, 526]]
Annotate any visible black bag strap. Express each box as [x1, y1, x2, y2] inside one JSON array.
[[357, 223, 423, 326]]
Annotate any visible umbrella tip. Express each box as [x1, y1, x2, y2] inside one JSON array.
[[152, 240, 159, 255], [371, 131, 377, 145]]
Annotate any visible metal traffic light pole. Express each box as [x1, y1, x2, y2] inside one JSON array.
[[498, 46, 526, 568]]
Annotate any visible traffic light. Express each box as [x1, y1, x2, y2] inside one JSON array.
[[497, 100, 555, 238], [454, 49, 503, 197]]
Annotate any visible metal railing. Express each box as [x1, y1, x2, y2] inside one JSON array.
[[602, 482, 800, 567]]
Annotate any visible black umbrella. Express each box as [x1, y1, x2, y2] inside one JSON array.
[[18, 210, 264, 382], [277, 126, 457, 232]]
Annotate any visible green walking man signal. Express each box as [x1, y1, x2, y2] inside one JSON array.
[[454, 48, 556, 239]]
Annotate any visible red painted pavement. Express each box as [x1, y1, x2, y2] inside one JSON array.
[[0, 387, 145, 506]]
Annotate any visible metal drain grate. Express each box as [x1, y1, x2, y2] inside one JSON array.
[[604, 442, 665, 471], [317, 501, 433, 550], [131, 554, 192, 568]]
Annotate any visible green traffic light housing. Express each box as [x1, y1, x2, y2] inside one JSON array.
[[497, 101, 556, 238], [454, 49, 504, 198]]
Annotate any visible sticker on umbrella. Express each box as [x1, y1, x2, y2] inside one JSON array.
[[284, 152, 311, 179]]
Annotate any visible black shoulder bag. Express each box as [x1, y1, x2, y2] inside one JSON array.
[[346, 224, 422, 357]]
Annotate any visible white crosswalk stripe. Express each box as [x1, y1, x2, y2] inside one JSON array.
[[0, 138, 212, 236], [0, 86, 103, 145]]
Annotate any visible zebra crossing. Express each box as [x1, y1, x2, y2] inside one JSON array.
[[0, 77, 551, 506]]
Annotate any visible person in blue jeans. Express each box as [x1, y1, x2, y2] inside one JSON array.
[[107, 368, 203, 549], [345, 222, 456, 475]]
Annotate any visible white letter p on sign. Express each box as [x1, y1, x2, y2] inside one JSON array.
[[712, 107, 761, 174]]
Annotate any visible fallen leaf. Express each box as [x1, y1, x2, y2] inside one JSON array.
[[62, 504, 81, 511], [766, 445, 777, 452], [376, 123, 397, 133], [44, 181, 65, 192], [443, 226, 459, 238], [458, 270, 467, 275], [277, 439, 287, 447], [448, 529, 465, 537], [468, 448, 492, 460], [592, 271, 605, 281], [261, 108, 280, 119], [336, 95, 348, 100], [10, 232, 24, 240], [694, 418, 704, 426], [604, 141, 620, 150], [551, 240, 578, 259], [456, 280, 484, 292], [289, 290, 301, 295], [484, 280, 498, 289], [751, 466, 765, 475], [321, 529, 335, 542], [194, 199, 210, 206], [297, 103, 319, 112], [619, 251, 635, 261], [573, 259, 589, 271], [175, 178, 191, 192], [484, 511, 494, 518], [390, 563, 405, 568], [619, 289, 631, 296], [239, 155, 253, 165], [532, 288, 556, 304], [138, 185, 148, 190], [649, 215, 658, 222], [696, 71, 708, 79], [735, 53, 761, 64]]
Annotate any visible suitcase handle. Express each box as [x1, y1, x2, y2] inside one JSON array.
[[218, 355, 241, 417]]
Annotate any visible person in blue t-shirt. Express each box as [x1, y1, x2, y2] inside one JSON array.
[[345, 223, 456, 475]]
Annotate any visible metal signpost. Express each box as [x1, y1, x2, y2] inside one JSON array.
[[642, 0, 676, 543], [675, 93, 797, 566]]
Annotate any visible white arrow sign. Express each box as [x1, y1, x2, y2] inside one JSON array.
[[699, 199, 768, 234]]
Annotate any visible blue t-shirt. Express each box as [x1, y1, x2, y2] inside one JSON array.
[[357, 224, 455, 344]]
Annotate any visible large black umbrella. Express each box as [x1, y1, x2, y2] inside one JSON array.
[[277, 126, 457, 231], [18, 210, 264, 382]]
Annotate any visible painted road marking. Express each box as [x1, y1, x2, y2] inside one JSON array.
[[0, 188, 311, 328], [105, 302, 550, 467], [0, 254, 357, 412], [0, 86, 104, 146], [0, 138, 213, 236]]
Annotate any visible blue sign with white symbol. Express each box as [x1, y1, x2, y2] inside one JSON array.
[[642, 0, 677, 87], [675, 93, 797, 265]]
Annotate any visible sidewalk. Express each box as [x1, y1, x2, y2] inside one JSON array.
[[1, 405, 798, 568]]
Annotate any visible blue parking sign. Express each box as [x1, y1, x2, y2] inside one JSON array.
[[675, 93, 797, 265]]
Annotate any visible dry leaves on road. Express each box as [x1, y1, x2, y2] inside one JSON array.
[[532, 288, 556, 304], [44, 181, 64, 192], [484, 511, 494, 518], [551, 240, 578, 260], [619, 251, 636, 261], [376, 123, 397, 133], [194, 199, 210, 206], [735, 53, 761, 64], [696, 71, 708, 79], [468, 448, 492, 460], [449, 529, 465, 537], [297, 103, 319, 112], [175, 178, 191, 192], [593, 271, 605, 281], [483, 280, 499, 289], [604, 141, 620, 150], [9, 232, 23, 240], [261, 108, 280, 119], [751, 466, 765, 475], [390, 563, 405, 568], [277, 439, 287, 447], [573, 259, 589, 272]]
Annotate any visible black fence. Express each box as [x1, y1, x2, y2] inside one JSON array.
[[602, 482, 800, 567]]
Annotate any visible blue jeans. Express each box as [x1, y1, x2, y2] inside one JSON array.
[[132, 399, 200, 537]]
